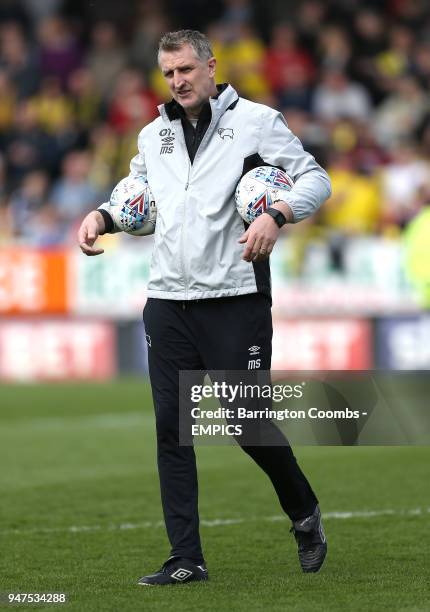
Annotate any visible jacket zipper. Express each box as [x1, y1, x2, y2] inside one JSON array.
[[179, 143, 192, 300], [185, 161, 191, 191], [182, 158, 192, 299], [177, 102, 221, 299]]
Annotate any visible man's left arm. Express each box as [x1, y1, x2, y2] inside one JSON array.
[[240, 110, 332, 262]]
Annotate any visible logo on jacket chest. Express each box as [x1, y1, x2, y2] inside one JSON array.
[[159, 128, 175, 154], [218, 128, 234, 140]]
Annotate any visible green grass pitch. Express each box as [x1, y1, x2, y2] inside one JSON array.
[[1, 380, 429, 611]]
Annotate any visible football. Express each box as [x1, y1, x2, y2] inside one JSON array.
[[109, 175, 157, 236], [235, 166, 294, 224]]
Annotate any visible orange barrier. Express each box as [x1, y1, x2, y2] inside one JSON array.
[[0, 249, 68, 315]]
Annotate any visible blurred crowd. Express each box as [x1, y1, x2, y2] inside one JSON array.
[[1, 0, 430, 251]]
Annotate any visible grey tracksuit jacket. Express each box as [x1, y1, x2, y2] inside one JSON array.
[[100, 84, 331, 300]]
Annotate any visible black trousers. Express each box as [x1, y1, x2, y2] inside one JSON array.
[[143, 294, 318, 563]]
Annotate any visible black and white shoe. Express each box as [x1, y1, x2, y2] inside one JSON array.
[[290, 505, 327, 573], [138, 557, 208, 586]]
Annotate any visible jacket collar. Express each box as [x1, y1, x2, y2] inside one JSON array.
[[159, 83, 239, 122]]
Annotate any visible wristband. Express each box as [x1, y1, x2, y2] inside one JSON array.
[[264, 206, 287, 228]]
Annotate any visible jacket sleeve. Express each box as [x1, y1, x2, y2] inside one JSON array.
[[97, 130, 149, 232], [129, 129, 148, 177], [258, 109, 331, 222]]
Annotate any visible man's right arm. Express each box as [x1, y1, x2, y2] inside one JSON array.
[[78, 210, 107, 256], [78, 133, 148, 256]]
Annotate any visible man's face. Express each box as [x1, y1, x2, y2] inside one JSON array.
[[159, 44, 216, 116]]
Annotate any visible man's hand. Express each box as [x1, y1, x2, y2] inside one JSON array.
[[78, 211, 106, 256], [239, 200, 294, 262], [239, 213, 281, 262]]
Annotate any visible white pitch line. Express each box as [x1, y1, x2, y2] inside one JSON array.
[[2, 508, 429, 537]]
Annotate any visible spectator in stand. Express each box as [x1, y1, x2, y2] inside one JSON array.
[[87, 124, 119, 190], [416, 111, 430, 160], [373, 75, 429, 147], [90, 120, 139, 185], [49, 150, 103, 231], [278, 63, 313, 113], [282, 108, 329, 165], [115, 129, 148, 180], [67, 68, 102, 131], [312, 67, 373, 123], [0, 154, 6, 204], [0, 70, 15, 132], [2, 101, 58, 189], [204, 22, 229, 84], [86, 22, 128, 103], [20, 0, 65, 24], [322, 152, 381, 236], [218, 0, 253, 31], [37, 16, 83, 89], [317, 25, 352, 72], [263, 23, 314, 101], [6, 169, 50, 241], [412, 42, 430, 89], [6, 166, 66, 247], [348, 122, 390, 176], [107, 68, 159, 134], [320, 150, 382, 270], [375, 24, 414, 89], [29, 205, 68, 245], [130, 6, 171, 78], [0, 154, 10, 244], [27, 75, 83, 161], [0, 21, 40, 98], [391, 0, 428, 31], [380, 141, 430, 229], [351, 8, 387, 103], [295, 0, 327, 61], [353, 8, 386, 63], [29, 76, 73, 134], [0, 0, 29, 28], [223, 23, 270, 102]]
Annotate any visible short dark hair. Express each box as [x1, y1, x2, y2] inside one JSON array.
[[158, 30, 213, 63]]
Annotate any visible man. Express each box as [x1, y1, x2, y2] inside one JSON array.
[[78, 30, 331, 586]]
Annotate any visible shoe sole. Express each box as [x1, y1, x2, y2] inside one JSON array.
[[138, 577, 208, 586]]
